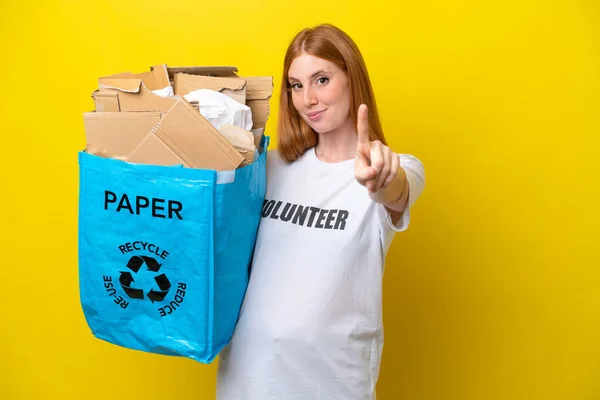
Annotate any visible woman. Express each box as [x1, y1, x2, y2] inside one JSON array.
[[217, 23, 425, 399]]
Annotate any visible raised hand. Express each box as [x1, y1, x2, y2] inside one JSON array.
[[354, 104, 399, 193]]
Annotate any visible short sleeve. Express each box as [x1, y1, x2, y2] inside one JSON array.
[[378, 154, 425, 252]]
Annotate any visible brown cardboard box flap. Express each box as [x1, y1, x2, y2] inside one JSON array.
[[99, 64, 171, 91], [243, 76, 273, 129], [167, 66, 239, 79], [92, 92, 120, 112], [126, 132, 189, 167], [174, 73, 247, 104], [151, 98, 244, 171], [95, 84, 178, 112], [83, 111, 162, 158], [244, 76, 274, 100], [96, 65, 176, 112], [246, 99, 270, 130], [86, 144, 113, 159], [98, 78, 143, 93]]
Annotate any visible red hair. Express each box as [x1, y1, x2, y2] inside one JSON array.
[[277, 23, 387, 162]]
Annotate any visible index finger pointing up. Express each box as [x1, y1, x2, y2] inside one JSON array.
[[357, 104, 370, 146]]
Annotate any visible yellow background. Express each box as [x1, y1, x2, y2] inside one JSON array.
[[2, 0, 599, 399]]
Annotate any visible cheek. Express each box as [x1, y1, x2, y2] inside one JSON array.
[[325, 83, 351, 114]]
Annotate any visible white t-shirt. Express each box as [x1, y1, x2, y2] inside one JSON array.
[[216, 147, 425, 400]]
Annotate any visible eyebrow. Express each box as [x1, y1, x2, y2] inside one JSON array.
[[288, 69, 330, 82]]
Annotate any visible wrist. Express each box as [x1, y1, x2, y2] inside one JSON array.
[[369, 167, 407, 206]]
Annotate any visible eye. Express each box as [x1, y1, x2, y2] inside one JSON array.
[[290, 82, 302, 91], [316, 76, 329, 85]]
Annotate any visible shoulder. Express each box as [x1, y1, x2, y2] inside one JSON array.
[[395, 152, 426, 221], [266, 148, 282, 161], [265, 148, 289, 178], [398, 153, 424, 170], [266, 148, 283, 167], [266, 148, 300, 170], [398, 153, 425, 196]]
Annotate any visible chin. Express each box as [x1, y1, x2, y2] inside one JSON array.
[[307, 121, 337, 135], [312, 126, 333, 135]]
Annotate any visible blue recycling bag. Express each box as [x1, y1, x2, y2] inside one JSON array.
[[77, 136, 269, 363]]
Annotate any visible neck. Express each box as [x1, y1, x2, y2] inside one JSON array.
[[314, 118, 358, 163]]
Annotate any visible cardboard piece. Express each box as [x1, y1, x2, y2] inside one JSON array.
[[94, 85, 177, 112], [85, 144, 113, 158], [217, 124, 256, 165], [137, 98, 244, 171], [93, 92, 120, 112], [100, 64, 171, 91], [243, 77, 273, 129], [167, 66, 238, 79], [95, 65, 177, 112], [174, 74, 247, 104], [126, 133, 188, 167], [83, 111, 162, 158]]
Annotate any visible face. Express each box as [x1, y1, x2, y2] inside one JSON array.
[[287, 53, 353, 134]]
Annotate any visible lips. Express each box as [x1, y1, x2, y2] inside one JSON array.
[[306, 110, 326, 120]]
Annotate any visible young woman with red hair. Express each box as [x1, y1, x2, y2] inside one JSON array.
[[217, 23, 426, 400]]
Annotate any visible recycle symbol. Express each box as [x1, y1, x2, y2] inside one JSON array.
[[119, 255, 171, 303]]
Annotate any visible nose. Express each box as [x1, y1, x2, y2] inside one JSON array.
[[303, 86, 318, 108]]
